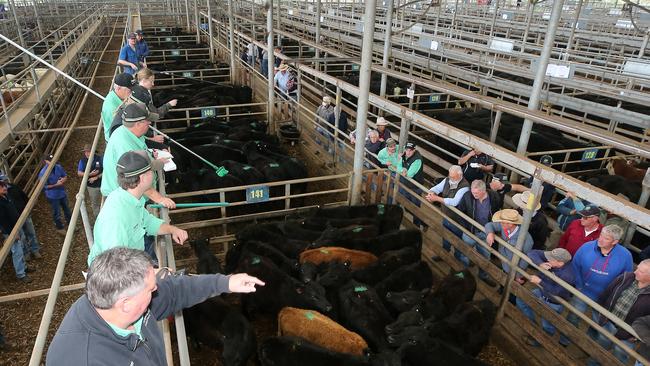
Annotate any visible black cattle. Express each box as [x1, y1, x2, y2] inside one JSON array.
[[314, 260, 353, 320], [385, 305, 425, 335], [308, 204, 404, 233], [235, 252, 332, 316], [184, 168, 245, 202], [313, 224, 381, 247], [421, 269, 477, 320], [220, 160, 265, 185], [309, 229, 422, 256], [190, 238, 223, 275], [276, 221, 324, 242], [259, 336, 369, 366], [398, 340, 489, 366], [241, 240, 299, 275], [183, 297, 256, 366], [587, 174, 642, 202], [338, 280, 394, 351], [299, 217, 379, 231], [374, 261, 434, 300], [353, 246, 421, 286], [299, 261, 319, 283], [384, 289, 430, 314]]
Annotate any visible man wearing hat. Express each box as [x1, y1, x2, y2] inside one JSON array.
[[101, 73, 134, 141], [77, 144, 103, 218], [516, 248, 575, 347], [273, 63, 296, 99], [512, 191, 550, 251], [557, 205, 603, 256], [38, 154, 72, 235], [134, 30, 149, 67], [350, 117, 391, 145], [458, 148, 494, 182], [377, 138, 401, 173], [101, 103, 175, 209], [0, 178, 32, 282], [0, 173, 41, 262], [89, 151, 187, 266], [108, 85, 166, 150], [485, 209, 534, 275], [400, 142, 423, 184], [315, 96, 335, 127], [118, 33, 140, 75]]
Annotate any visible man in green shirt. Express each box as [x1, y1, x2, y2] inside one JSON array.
[[89, 150, 188, 266], [101, 73, 135, 142], [101, 103, 175, 208], [377, 138, 401, 173]]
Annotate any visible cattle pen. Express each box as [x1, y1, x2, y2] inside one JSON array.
[[0, 1, 649, 366]]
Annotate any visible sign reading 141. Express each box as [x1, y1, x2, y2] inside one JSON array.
[[246, 185, 270, 203]]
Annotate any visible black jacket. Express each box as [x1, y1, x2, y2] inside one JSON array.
[[456, 189, 502, 232], [632, 315, 650, 361], [46, 273, 231, 366], [0, 195, 20, 234], [597, 272, 650, 340], [7, 184, 28, 214]]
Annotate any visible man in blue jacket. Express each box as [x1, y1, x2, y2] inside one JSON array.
[[38, 154, 72, 235], [118, 33, 140, 75], [46, 247, 263, 366], [516, 248, 575, 347], [134, 30, 149, 67]]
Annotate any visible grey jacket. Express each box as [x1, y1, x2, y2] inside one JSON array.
[[484, 222, 534, 274], [46, 273, 230, 366]]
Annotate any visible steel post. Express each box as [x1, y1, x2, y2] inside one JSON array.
[[185, 0, 191, 32], [8, 0, 28, 67], [276, 0, 281, 44], [207, 0, 215, 62], [490, 110, 502, 143], [350, 0, 377, 205], [488, 0, 499, 39], [32, 0, 45, 40], [78, 196, 94, 250], [228, 0, 237, 83], [640, 33, 649, 58], [519, 0, 534, 54], [564, 0, 585, 60], [315, 0, 321, 71], [515, 0, 565, 156], [397, 82, 415, 152], [266, 0, 275, 132], [497, 171, 544, 321], [379, 0, 395, 101], [194, 0, 200, 43]]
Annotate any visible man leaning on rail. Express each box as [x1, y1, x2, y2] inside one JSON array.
[[46, 247, 264, 366]]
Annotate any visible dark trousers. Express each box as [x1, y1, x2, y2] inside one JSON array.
[[144, 235, 158, 265], [442, 218, 463, 252]]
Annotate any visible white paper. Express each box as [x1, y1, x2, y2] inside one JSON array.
[[154, 150, 177, 172], [430, 40, 439, 50], [545, 64, 571, 79], [407, 87, 415, 99]]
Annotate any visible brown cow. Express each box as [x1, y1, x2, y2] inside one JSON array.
[[299, 247, 378, 270], [606, 157, 648, 183], [277, 306, 369, 355]]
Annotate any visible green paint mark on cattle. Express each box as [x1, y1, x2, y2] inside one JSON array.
[[269, 163, 280, 168], [454, 272, 464, 279], [305, 311, 315, 320], [223, 139, 231, 143], [377, 204, 385, 215], [243, 166, 252, 171], [352, 227, 363, 233], [251, 256, 261, 265], [250, 122, 257, 128], [319, 249, 330, 254], [354, 286, 368, 292]]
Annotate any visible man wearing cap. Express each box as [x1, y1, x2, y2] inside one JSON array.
[[118, 33, 140, 75], [108, 85, 166, 150], [426, 165, 470, 258], [0, 179, 32, 282], [77, 144, 103, 218], [587, 259, 650, 365], [101, 73, 134, 142], [0, 173, 42, 262], [485, 208, 534, 276], [89, 151, 187, 266], [377, 138, 401, 173], [512, 191, 550, 251], [135, 30, 149, 67], [458, 148, 494, 183], [101, 103, 175, 209], [400, 142, 423, 184], [567, 224, 633, 332], [515, 248, 575, 347], [455, 179, 502, 286], [558, 205, 603, 256], [38, 154, 72, 235]]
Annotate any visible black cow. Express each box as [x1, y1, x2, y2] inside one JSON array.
[[385, 305, 425, 335], [374, 261, 434, 301], [309, 229, 422, 256], [190, 238, 223, 275], [312, 224, 381, 247], [240, 240, 299, 275], [384, 288, 430, 314], [308, 204, 404, 233], [423, 269, 477, 320], [353, 247, 421, 286]]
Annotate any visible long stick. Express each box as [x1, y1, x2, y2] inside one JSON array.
[[148, 202, 229, 209]]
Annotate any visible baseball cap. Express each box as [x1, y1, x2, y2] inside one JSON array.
[[544, 248, 572, 263], [43, 153, 54, 161], [405, 142, 416, 150], [540, 155, 553, 166], [578, 205, 600, 217], [116, 150, 163, 178], [127, 32, 137, 39], [122, 103, 159, 124], [129, 85, 153, 105], [135, 29, 143, 35], [385, 138, 397, 147], [114, 73, 136, 88]]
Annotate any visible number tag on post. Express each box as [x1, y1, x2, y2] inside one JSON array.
[[406, 87, 415, 99], [581, 148, 598, 161], [246, 186, 269, 203], [430, 94, 441, 102], [201, 108, 216, 118], [182, 71, 194, 78], [352, 64, 359, 71], [165, 37, 172, 42], [171, 50, 181, 56], [160, 27, 167, 32]]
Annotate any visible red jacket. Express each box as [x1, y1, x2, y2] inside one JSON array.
[[558, 220, 603, 256]]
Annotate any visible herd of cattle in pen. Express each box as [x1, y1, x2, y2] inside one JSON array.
[[184, 204, 492, 366]]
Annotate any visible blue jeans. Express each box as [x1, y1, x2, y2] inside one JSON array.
[[144, 235, 158, 265], [47, 196, 71, 229], [456, 232, 491, 280], [565, 295, 600, 345], [3, 234, 26, 278], [516, 288, 568, 344], [21, 216, 40, 254], [399, 186, 424, 227], [261, 59, 268, 76], [442, 218, 463, 253], [587, 320, 632, 366]]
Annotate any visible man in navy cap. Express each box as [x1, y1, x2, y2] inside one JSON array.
[[38, 154, 72, 235], [101, 73, 135, 141], [135, 30, 149, 68], [118, 33, 140, 75]]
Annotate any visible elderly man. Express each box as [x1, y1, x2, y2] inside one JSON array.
[[101, 73, 134, 141], [117, 33, 140, 75], [485, 208, 534, 277], [566, 224, 633, 337], [364, 130, 385, 168], [512, 191, 550, 251], [558, 205, 602, 256], [455, 180, 502, 286], [315, 96, 335, 126], [426, 165, 470, 258], [458, 148, 494, 182], [101, 103, 174, 209], [587, 260, 650, 365], [47, 247, 263, 366], [89, 151, 187, 266], [516, 248, 575, 347], [350, 117, 391, 144], [134, 30, 149, 67], [632, 315, 650, 366], [273, 63, 296, 98], [77, 144, 102, 218], [38, 154, 72, 235]]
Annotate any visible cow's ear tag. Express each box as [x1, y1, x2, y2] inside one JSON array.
[[352, 227, 363, 233], [251, 256, 261, 265], [269, 163, 280, 168], [243, 165, 252, 171], [354, 286, 367, 292], [377, 204, 385, 215], [319, 249, 330, 254], [454, 272, 464, 279], [305, 311, 315, 320]]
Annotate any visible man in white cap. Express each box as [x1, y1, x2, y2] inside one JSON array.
[[516, 247, 575, 347], [512, 191, 550, 251], [485, 208, 534, 276]]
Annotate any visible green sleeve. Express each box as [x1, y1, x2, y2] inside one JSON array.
[[406, 159, 422, 178], [143, 209, 165, 235], [377, 149, 388, 164], [89, 217, 133, 266]]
